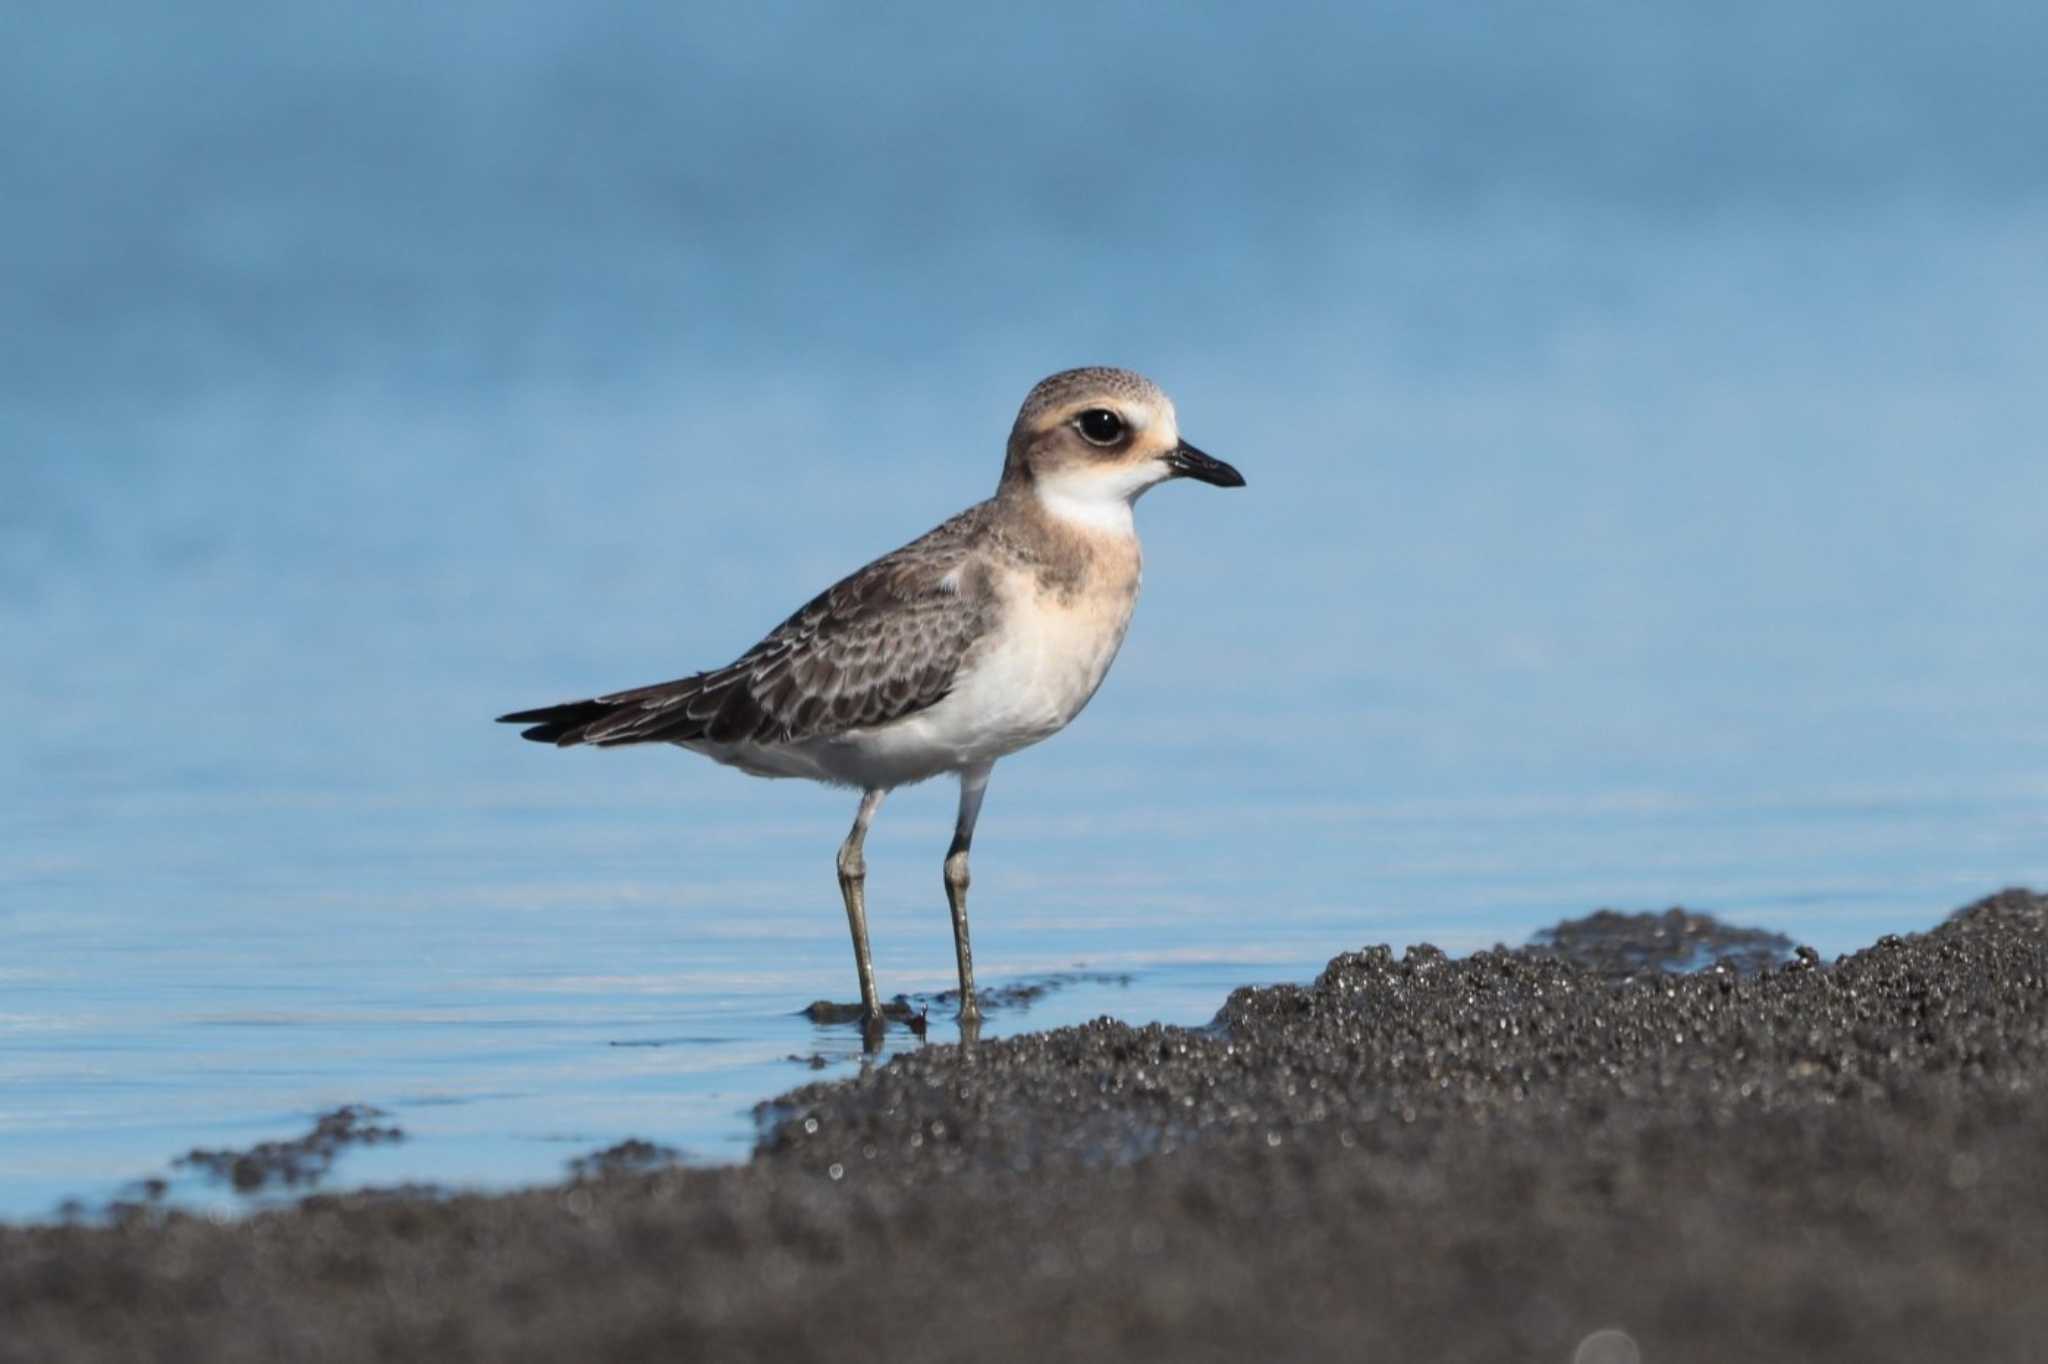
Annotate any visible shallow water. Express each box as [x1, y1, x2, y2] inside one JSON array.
[[5, 2, 2048, 1220]]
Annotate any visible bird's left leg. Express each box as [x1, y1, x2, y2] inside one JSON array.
[[943, 763, 993, 1023], [837, 787, 889, 1042]]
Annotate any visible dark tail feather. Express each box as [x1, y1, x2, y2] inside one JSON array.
[[497, 674, 716, 747], [496, 698, 628, 746]]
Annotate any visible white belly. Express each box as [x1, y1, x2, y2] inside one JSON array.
[[690, 571, 1138, 790], [875, 586, 1134, 765]]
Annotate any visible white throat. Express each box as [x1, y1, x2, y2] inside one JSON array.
[[1032, 461, 1165, 535]]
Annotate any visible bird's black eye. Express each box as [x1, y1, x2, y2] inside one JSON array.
[[1076, 408, 1125, 446]]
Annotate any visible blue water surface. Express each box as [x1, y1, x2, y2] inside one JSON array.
[[4, 1, 2047, 1220]]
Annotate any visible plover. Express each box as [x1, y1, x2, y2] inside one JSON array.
[[498, 367, 1243, 1036]]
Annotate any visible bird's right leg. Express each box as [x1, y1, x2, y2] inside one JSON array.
[[836, 788, 888, 1040]]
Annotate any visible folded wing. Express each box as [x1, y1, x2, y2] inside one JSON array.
[[498, 506, 996, 749]]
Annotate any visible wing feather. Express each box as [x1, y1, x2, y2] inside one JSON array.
[[496, 503, 998, 749]]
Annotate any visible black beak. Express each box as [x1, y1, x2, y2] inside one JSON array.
[[1166, 440, 1245, 488]]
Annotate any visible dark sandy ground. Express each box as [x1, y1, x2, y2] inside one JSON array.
[[4, 890, 2044, 1363]]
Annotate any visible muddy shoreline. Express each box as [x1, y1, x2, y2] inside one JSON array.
[[5, 891, 2044, 1362]]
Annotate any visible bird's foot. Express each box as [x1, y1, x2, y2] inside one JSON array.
[[800, 997, 919, 1026], [799, 997, 910, 1052]]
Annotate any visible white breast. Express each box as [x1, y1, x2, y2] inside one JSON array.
[[792, 560, 1139, 789]]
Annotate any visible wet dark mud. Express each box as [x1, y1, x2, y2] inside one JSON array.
[[1529, 904, 1798, 977], [4, 892, 2044, 1363], [799, 968, 1135, 1029], [171, 1106, 404, 1195], [563, 1139, 681, 1181]]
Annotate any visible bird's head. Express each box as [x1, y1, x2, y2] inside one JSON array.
[[1001, 368, 1243, 529]]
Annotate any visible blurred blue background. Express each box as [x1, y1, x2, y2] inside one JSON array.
[[5, 1, 2046, 1216]]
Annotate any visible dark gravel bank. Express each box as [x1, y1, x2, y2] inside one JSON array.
[[5, 890, 2045, 1363]]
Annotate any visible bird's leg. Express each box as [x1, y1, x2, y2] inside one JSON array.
[[836, 788, 888, 1042], [944, 764, 993, 1024]]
